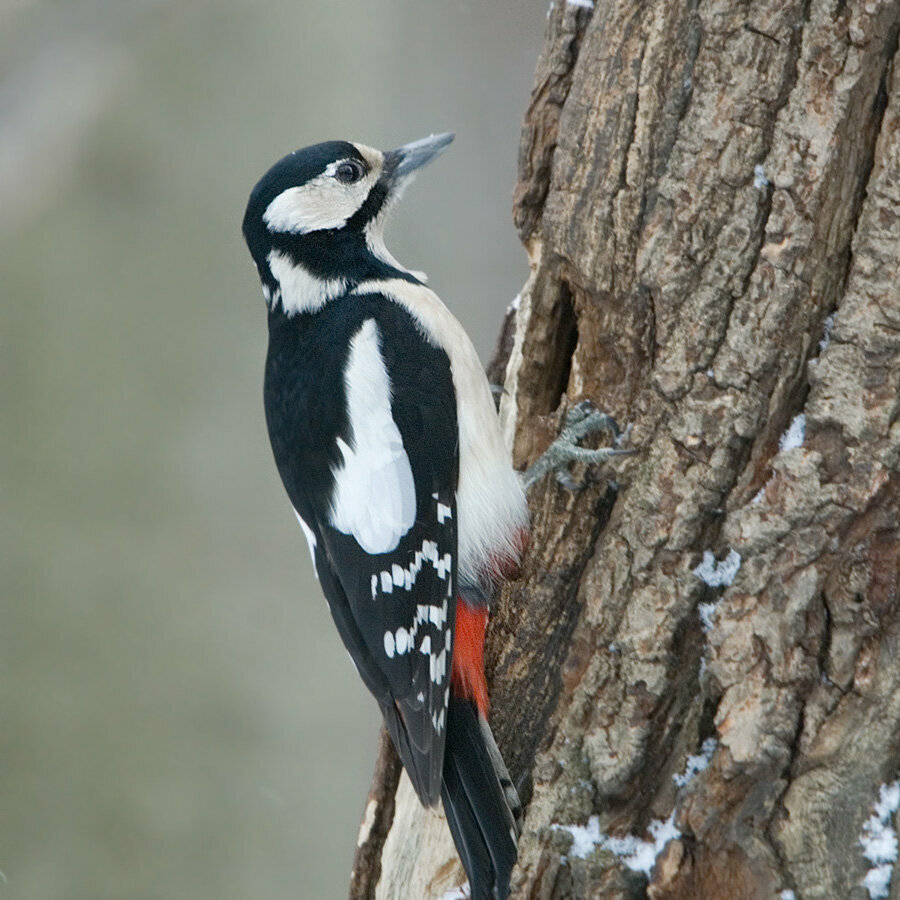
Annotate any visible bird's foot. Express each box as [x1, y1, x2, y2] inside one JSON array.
[[523, 401, 635, 490]]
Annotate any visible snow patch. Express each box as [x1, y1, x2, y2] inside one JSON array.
[[554, 812, 679, 876], [673, 738, 717, 787], [440, 884, 470, 900], [819, 312, 836, 353], [693, 548, 742, 588], [780, 892, 797, 900], [551, 738, 719, 873], [811, 312, 836, 367], [779, 413, 806, 451], [754, 164, 770, 189], [508, 292, 521, 312], [356, 798, 378, 847], [860, 781, 900, 899], [698, 601, 718, 633], [566, 0, 595, 6], [557, 816, 603, 859], [614, 813, 679, 876]]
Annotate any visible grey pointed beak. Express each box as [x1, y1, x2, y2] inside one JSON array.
[[384, 132, 455, 180]]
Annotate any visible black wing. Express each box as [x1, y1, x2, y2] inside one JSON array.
[[312, 489, 457, 805], [265, 292, 458, 805]]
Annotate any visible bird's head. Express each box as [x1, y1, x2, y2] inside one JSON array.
[[242, 133, 454, 315]]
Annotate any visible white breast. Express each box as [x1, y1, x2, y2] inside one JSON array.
[[352, 278, 528, 588]]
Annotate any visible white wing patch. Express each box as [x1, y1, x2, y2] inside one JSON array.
[[351, 278, 529, 588], [329, 318, 416, 554]]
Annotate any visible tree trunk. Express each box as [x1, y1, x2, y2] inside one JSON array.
[[350, 1, 900, 897]]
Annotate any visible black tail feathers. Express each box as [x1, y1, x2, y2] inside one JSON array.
[[441, 696, 522, 900]]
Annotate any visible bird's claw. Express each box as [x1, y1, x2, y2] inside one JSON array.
[[523, 401, 635, 490]]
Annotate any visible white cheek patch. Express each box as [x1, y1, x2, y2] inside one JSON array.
[[263, 159, 380, 235], [329, 318, 416, 554]]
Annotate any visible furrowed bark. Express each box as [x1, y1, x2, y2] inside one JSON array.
[[350, 1, 900, 897]]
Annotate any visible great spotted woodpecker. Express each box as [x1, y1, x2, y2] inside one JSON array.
[[242, 134, 529, 899]]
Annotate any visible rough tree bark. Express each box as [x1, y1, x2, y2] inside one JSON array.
[[349, 1, 900, 897]]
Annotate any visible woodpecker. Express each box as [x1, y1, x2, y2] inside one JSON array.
[[242, 134, 529, 899]]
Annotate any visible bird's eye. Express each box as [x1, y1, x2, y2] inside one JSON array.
[[335, 160, 366, 184]]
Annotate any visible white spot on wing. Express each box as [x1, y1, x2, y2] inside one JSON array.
[[430, 648, 447, 684], [330, 319, 416, 554], [369, 541, 455, 602]]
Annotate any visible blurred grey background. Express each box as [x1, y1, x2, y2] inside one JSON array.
[[0, 0, 547, 897]]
